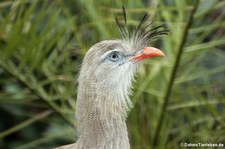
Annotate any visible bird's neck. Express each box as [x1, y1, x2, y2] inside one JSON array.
[[75, 82, 131, 149]]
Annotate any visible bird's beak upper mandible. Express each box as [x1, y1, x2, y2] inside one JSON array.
[[131, 47, 165, 61]]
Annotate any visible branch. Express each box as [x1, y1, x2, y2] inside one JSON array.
[[152, 1, 200, 146]]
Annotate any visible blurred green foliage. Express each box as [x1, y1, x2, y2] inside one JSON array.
[[0, 0, 225, 149]]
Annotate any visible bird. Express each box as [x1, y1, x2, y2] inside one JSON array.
[[55, 7, 168, 149]]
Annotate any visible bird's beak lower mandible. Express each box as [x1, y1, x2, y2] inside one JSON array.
[[131, 47, 165, 61]]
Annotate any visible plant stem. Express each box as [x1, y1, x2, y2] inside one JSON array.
[[152, 1, 199, 146], [0, 110, 52, 138]]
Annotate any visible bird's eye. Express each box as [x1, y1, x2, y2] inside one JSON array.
[[109, 52, 121, 62]]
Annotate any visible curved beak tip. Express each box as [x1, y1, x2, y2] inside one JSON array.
[[132, 47, 165, 61]]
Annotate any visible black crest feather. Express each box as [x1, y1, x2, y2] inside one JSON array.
[[115, 7, 169, 47]]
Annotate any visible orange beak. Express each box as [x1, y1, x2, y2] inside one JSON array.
[[132, 47, 165, 61]]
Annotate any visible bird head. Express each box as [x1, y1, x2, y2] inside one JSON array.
[[78, 8, 168, 110], [79, 39, 165, 86]]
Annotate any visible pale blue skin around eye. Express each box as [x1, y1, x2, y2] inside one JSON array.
[[107, 52, 127, 66]]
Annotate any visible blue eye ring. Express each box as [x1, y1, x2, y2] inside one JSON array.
[[109, 52, 121, 62]]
